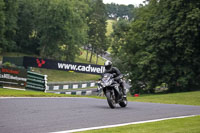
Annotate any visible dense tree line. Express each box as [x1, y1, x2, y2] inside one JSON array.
[[0, 0, 107, 63], [111, 0, 200, 93]]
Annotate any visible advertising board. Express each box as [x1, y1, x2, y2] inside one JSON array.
[[23, 56, 105, 75], [0, 67, 27, 88]]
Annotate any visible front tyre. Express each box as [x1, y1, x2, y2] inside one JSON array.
[[119, 97, 128, 107], [106, 91, 116, 109]]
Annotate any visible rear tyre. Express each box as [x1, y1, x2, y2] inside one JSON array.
[[106, 91, 116, 109]]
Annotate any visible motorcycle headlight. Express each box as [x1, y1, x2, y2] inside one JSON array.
[[105, 80, 112, 86]]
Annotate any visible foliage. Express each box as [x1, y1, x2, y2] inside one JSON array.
[[2, 61, 13, 67], [87, 0, 108, 64], [0, 0, 92, 62], [1, 0, 18, 52], [34, 0, 88, 61], [0, 0, 5, 51], [15, 0, 39, 54], [110, 19, 131, 73], [111, 0, 200, 93]]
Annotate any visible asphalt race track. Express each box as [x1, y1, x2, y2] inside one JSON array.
[[0, 97, 200, 133]]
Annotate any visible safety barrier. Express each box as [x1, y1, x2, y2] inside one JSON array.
[[26, 71, 47, 91], [47, 81, 97, 91], [47, 88, 98, 96]]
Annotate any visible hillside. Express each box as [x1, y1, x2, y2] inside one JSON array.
[[106, 19, 116, 36]]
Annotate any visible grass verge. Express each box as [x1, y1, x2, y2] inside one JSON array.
[[128, 91, 200, 106], [0, 88, 76, 97], [0, 88, 101, 99], [34, 68, 100, 82], [78, 115, 200, 133]]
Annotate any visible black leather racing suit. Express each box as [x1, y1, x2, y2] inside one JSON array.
[[104, 67, 125, 95]]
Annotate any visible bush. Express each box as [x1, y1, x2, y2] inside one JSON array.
[[2, 62, 16, 67]]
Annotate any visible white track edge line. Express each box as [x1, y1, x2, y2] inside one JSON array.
[[51, 115, 199, 133]]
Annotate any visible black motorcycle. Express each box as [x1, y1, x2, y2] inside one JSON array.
[[98, 73, 127, 109]]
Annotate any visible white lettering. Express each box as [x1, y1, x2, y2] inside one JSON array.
[[57, 63, 103, 74], [0, 74, 27, 82]]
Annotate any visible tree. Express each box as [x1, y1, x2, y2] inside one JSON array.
[[87, 0, 107, 64], [35, 0, 89, 61], [112, 0, 200, 93], [0, 0, 5, 53], [15, 0, 39, 54], [66, 0, 89, 61], [2, 0, 18, 52], [146, 0, 200, 92], [111, 19, 130, 72]]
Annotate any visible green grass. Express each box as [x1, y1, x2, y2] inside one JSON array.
[[75, 49, 105, 65], [106, 19, 116, 53], [78, 115, 200, 133], [0, 88, 102, 99], [0, 88, 75, 97], [106, 19, 116, 37], [34, 68, 100, 82], [128, 91, 200, 106]]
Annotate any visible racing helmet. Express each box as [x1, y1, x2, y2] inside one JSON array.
[[104, 60, 112, 71]]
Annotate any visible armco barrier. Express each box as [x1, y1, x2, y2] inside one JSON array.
[[46, 81, 98, 96], [26, 71, 47, 91], [47, 81, 98, 91], [47, 88, 98, 96]]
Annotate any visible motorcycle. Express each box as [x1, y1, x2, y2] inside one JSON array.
[[98, 73, 128, 109]]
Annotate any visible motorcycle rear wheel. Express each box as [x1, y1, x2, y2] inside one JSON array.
[[106, 91, 116, 109]]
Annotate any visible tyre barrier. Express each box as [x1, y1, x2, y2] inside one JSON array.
[[26, 71, 47, 91]]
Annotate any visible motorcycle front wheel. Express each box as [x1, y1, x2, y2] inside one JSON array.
[[106, 91, 116, 109], [119, 97, 128, 107]]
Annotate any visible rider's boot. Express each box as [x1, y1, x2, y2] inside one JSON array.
[[120, 85, 126, 98]]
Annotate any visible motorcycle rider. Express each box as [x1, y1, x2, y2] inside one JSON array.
[[103, 60, 126, 97]]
